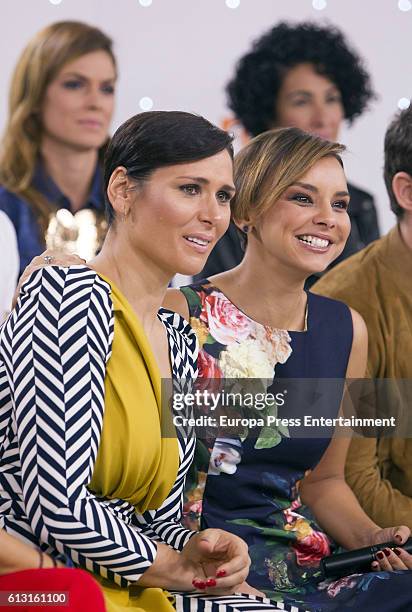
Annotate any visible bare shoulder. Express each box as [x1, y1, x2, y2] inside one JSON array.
[[163, 288, 190, 320], [347, 307, 368, 378], [349, 307, 368, 344]]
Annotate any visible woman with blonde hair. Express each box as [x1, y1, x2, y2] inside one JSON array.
[[0, 20, 116, 274], [165, 127, 412, 611]]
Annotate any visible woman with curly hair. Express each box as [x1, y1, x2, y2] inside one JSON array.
[[200, 22, 380, 284]]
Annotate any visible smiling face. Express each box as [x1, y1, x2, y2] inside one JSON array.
[[121, 149, 234, 276], [274, 63, 344, 142], [251, 156, 351, 277], [41, 50, 116, 152]]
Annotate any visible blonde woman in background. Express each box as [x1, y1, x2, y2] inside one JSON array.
[[0, 21, 116, 274]]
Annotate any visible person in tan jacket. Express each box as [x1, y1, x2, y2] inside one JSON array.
[[313, 106, 412, 528]]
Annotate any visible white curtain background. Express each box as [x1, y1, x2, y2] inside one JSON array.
[[0, 0, 410, 232]]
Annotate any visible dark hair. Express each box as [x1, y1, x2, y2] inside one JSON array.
[[104, 111, 233, 224], [227, 21, 375, 137], [384, 106, 412, 220]]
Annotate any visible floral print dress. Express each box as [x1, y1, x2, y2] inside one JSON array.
[[180, 281, 412, 612]]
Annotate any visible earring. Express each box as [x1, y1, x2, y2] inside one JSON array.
[[242, 225, 249, 233], [121, 206, 128, 222]]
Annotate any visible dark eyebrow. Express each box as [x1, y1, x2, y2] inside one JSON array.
[[290, 182, 349, 198], [176, 176, 236, 193], [287, 85, 340, 99], [286, 90, 312, 99]]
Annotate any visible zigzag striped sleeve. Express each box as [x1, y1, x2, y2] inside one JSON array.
[[3, 265, 161, 587], [133, 432, 196, 550], [133, 309, 199, 551]]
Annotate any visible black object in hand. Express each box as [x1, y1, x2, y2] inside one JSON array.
[[321, 538, 412, 579]]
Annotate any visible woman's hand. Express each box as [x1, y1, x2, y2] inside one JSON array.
[[180, 529, 251, 595], [0, 529, 61, 574], [369, 526, 412, 572], [12, 249, 86, 308], [137, 530, 250, 593], [235, 581, 265, 597]]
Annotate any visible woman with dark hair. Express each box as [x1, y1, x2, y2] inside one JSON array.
[[200, 22, 379, 283], [0, 21, 116, 275], [0, 110, 288, 611], [166, 127, 412, 611], [227, 22, 372, 138]]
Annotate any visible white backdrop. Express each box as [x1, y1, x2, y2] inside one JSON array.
[[0, 0, 410, 232]]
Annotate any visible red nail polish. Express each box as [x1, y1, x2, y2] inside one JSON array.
[[216, 569, 226, 577], [197, 581, 206, 590], [206, 578, 217, 587], [395, 548, 402, 556], [384, 548, 391, 557], [376, 551, 385, 560]]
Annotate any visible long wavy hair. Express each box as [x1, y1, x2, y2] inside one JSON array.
[[0, 21, 116, 231]]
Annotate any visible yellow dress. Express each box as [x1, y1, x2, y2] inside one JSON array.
[[89, 276, 182, 611], [1, 265, 283, 612]]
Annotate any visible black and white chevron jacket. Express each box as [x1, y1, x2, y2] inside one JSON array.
[[0, 266, 198, 587]]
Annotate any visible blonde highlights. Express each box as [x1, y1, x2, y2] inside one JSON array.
[[0, 21, 115, 232], [232, 127, 345, 226]]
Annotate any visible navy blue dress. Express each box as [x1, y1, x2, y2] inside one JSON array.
[[181, 281, 412, 612]]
